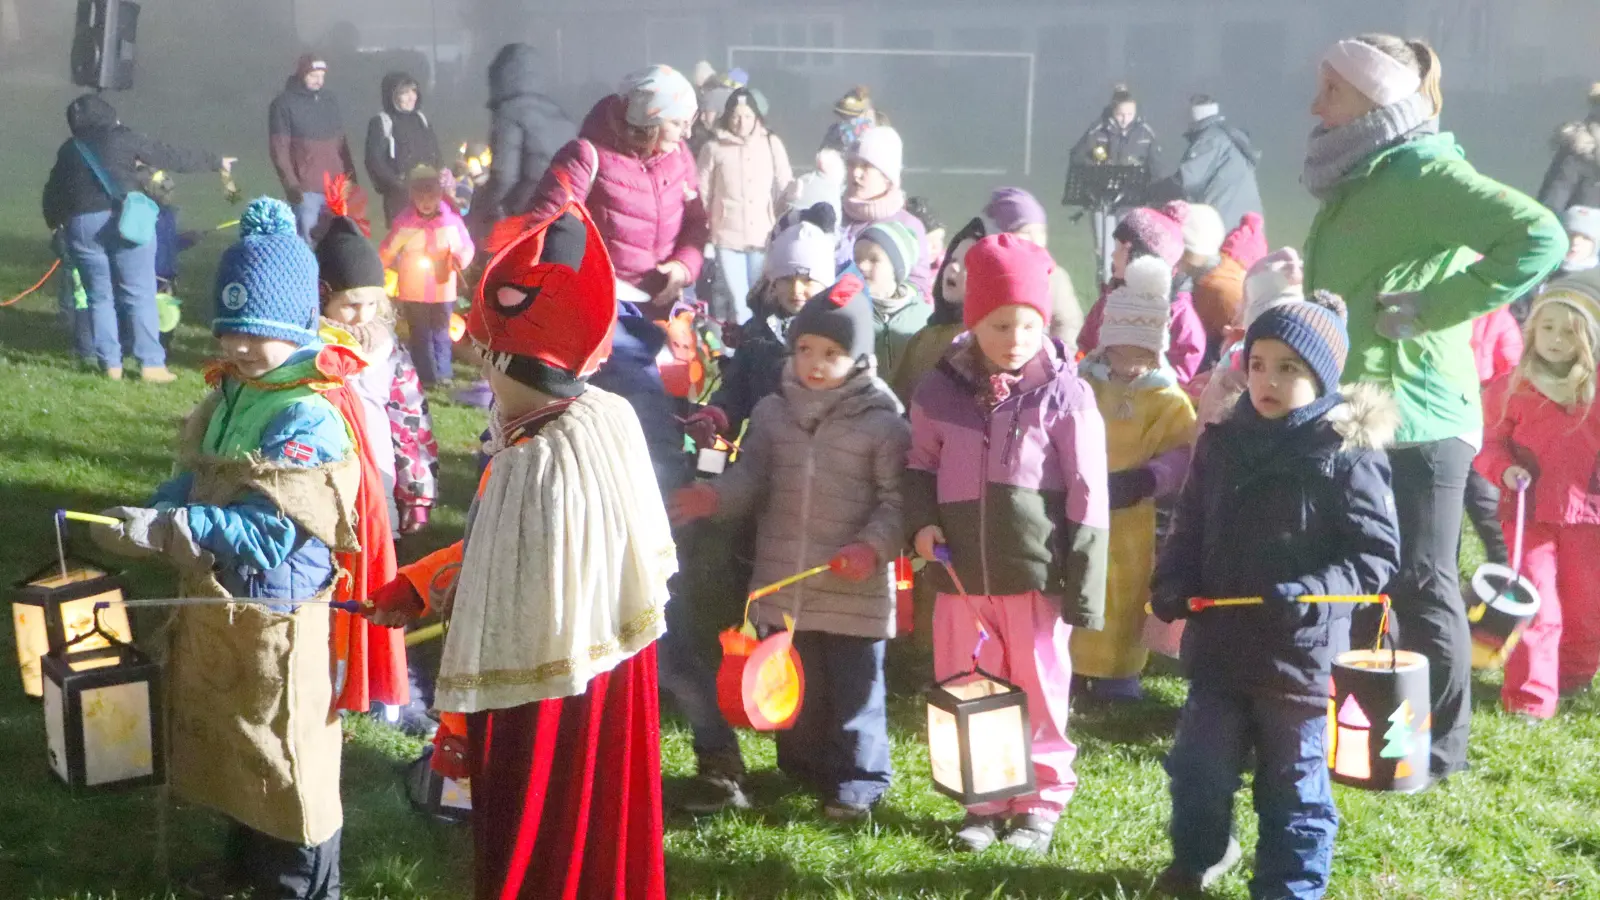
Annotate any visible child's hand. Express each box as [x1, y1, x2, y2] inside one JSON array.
[[1503, 465, 1533, 491], [669, 483, 719, 527], [367, 575, 425, 628], [829, 543, 879, 582], [913, 525, 946, 562], [683, 406, 729, 448]]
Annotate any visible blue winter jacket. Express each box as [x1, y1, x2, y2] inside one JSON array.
[[710, 307, 794, 435], [591, 301, 688, 495], [151, 354, 352, 607], [1151, 385, 1402, 703]]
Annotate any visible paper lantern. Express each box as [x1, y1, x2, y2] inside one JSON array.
[[41, 621, 163, 792], [12, 561, 133, 697], [1465, 563, 1541, 670], [407, 749, 472, 823], [716, 628, 805, 731], [926, 670, 1035, 806], [894, 556, 914, 636], [1328, 649, 1430, 793]]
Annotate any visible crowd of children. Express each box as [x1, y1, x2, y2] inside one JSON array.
[[61, 53, 1600, 900]]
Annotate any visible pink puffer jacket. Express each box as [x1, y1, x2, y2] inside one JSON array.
[[528, 94, 709, 290]]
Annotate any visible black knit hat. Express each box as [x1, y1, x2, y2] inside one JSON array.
[[1245, 291, 1350, 395], [315, 217, 386, 292], [789, 268, 876, 360]]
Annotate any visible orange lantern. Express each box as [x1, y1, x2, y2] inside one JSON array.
[[716, 627, 805, 731]]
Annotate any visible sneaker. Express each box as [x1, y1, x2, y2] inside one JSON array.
[[678, 773, 750, 814], [140, 366, 178, 383], [1154, 836, 1243, 896], [1001, 813, 1056, 854], [821, 798, 872, 822], [1075, 675, 1144, 703], [952, 813, 1004, 853], [105, 367, 124, 381]]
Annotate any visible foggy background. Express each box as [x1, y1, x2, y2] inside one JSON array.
[[0, 0, 1594, 281]]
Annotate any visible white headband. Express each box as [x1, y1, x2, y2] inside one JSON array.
[[1322, 40, 1421, 107]]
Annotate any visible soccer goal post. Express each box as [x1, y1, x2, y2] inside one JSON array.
[[726, 45, 1037, 177]]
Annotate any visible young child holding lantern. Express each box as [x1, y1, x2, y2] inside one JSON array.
[[379, 164, 475, 386], [1476, 269, 1600, 719], [1149, 291, 1401, 898], [905, 233, 1110, 855], [672, 270, 911, 822]]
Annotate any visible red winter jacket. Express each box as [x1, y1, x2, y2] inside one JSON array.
[[1477, 373, 1600, 526], [527, 94, 709, 292], [1470, 307, 1524, 384]]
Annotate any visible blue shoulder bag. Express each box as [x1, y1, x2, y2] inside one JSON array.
[[74, 138, 159, 246]]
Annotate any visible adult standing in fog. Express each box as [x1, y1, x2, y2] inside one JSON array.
[[1301, 33, 1565, 783], [269, 53, 359, 240], [473, 43, 578, 231], [1070, 84, 1161, 286], [1537, 82, 1600, 214], [364, 71, 443, 227], [1152, 94, 1263, 234], [698, 87, 794, 324]]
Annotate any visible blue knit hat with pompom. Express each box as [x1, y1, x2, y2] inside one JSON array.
[[212, 198, 322, 346]]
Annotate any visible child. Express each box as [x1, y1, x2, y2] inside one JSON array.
[[982, 187, 1084, 346], [672, 272, 910, 820], [1193, 212, 1269, 352], [89, 199, 374, 899], [1192, 248, 1305, 429], [1463, 305, 1523, 568], [779, 147, 844, 226], [1477, 270, 1600, 719], [1150, 292, 1401, 898], [1070, 257, 1199, 702], [1077, 202, 1207, 384], [317, 215, 439, 536], [368, 202, 677, 898], [379, 164, 475, 386], [891, 217, 985, 404], [854, 220, 930, 377], [1562, 206, 1599, 274], [906, 234, 1110, 854]]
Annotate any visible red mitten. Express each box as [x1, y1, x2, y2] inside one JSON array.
[[369, 574, 425, 616], [669, 483, 720, 526], [684, 406, 730, 449], [829, 542, 880, 583]]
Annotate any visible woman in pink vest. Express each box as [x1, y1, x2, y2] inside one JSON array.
[[527, 65, 710, 314]]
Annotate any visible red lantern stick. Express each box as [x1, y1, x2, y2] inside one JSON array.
[[1185, 594, 1389, 613]]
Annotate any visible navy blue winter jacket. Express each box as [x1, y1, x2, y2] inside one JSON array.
[[591, 302, 688, 495], [1152, 385, 1402, 703]]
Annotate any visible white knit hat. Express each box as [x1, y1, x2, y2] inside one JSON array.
[[1564, 206, 1600, 246], [765, 204, 839, 282], [1099, 256, 1172, 355], [1183, 204, 1227, 258], [1241, 247, 1305, 329], [850, 126, 904, 187]]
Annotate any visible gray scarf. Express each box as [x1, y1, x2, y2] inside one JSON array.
[[1302, 93, 1438, 200]]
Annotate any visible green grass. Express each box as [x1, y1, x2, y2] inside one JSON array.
[[3, 79, 1600, 900]]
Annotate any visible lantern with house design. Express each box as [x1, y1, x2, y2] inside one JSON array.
[[926, 669, 1034, 806], [41, 606, 163, 792], [1328, 648, 1431, 793], [13, 559, 134, 698]]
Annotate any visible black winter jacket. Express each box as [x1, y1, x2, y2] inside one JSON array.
[[1155, 115, 1264, 230], [1070, 113, 1161, 171], [364, 72, 443, 224], [42, 94, 220, 230], [1537, 116, 1600, 213], [475, 44, 577, 226], [1152, 385, 1402, 703], [710, 302, 796, 434]]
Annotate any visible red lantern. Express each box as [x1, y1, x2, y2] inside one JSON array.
[[894, 556, 914, 636], [716, 627, 805, 731]]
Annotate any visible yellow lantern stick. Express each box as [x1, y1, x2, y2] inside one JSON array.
[[736, 564, 830, 638], [1187, 594, 1388, 613], [60, 510, 121, 526], [406, 623, 446, 647]]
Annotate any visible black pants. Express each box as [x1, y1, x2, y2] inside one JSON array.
[[1462, 467, 1510, 566], [225, 823, 341, 899], [1384, 440, 1475, 778]]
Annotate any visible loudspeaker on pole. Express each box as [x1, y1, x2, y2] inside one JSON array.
[[70, 0, 139, 91]]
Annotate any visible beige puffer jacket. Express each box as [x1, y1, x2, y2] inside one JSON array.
[[698, 125, 794, 251]]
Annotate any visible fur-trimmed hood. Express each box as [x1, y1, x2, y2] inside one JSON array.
[[1554, 120, 1600, 165]]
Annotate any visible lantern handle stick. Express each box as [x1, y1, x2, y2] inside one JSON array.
[[1511, 480, 1528, 576], [932, 545, 989, 671], [61, 509, 123, 526], [742, 564, 831, 626], [52, 510, 69, 580], [99, 597, 367, 613]]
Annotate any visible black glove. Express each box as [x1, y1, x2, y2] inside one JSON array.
[[1149, 593, 1189, 623], [1107, 467, 1158, 510]]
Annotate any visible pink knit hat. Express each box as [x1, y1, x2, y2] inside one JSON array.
[[1116, 201, 1190, 269], [1220, 212, 1269, 269], [962, 234, 1055, 330]]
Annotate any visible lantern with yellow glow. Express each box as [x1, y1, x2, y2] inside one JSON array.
[[926, 669, 1034, 805], [1328, 649, 1431, 793], [716, 626, 806, 731], [409, 748, 472, 822], [41, 606, 163, 792], [13, 558, 133, 698]]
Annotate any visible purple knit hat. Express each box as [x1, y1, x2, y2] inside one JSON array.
[[984, 187, 1047, 234], [1116, 201, 1191, 269]]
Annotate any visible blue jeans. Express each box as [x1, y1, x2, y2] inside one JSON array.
[[54, 245, 94, 362], [657, 578, 739, 761], [64, 210, 162, 369], [399, 301, 454, 386], [293, 191, 326, 242], [775, 631, 891, 807], [1167, 687, 1338, 900], [713, 247, 765, 325]]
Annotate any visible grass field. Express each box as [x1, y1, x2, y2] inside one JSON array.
[[3, 77, 1600, 900]]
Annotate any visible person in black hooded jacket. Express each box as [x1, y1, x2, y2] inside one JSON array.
[[42, 93, 230, 382], [1150, 95, 1265, 235], [365, 72, 443, 226], [473, 43, 577, 231]]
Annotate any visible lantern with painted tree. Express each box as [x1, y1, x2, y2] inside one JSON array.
[[41, 606, 163, 792], [926, 670, 1034, 806], [1328, 648, 1430, 793]]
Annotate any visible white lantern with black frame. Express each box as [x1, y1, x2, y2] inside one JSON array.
[[41, 604, 163, 792], [407, 744, 471, 822], [13, 558, 134, 698], [926, 669, 1034, 806]]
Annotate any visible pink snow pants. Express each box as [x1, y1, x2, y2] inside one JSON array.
[[933, 590, 1077, 820], [1501, 522, 1600, 718]]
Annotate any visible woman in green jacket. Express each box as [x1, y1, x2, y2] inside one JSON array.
[[1302, 33, 1566, 780]]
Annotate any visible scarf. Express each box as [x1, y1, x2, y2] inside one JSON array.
[[1301, 92, 1437, 200], [842, 187, 906, 225], [872, 284, 916, 321], [1230, 390, 1345, 462], [781, 362, 876, 431]]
